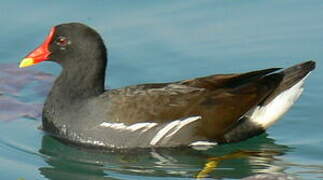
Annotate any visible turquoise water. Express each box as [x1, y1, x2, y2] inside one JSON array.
[[1, 0, 323, 179]]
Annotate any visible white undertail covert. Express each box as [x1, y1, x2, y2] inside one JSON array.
[[249, 73, 310, 129]]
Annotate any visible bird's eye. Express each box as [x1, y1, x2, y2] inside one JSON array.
[[56, 36, 69, 47]]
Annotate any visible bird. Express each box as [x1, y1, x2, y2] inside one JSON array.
[[19, 23, 315, 149]]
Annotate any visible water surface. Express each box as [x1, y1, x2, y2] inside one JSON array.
[[0, 0, 323, 179]]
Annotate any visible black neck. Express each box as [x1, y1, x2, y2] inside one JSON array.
[[42, 53, 107, 133], [45, 49, 107, 109]]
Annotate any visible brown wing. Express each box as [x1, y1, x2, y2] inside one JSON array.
[[102, 68, 282, 141]]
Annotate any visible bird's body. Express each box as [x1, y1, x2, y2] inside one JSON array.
[[20, 23, 315, 149]]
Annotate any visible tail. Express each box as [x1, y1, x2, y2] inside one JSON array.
[[262, 61, 315, 105], [223, 61, 316, 143]]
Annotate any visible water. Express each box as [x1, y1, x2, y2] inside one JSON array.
[[0, 0, 323, 179]]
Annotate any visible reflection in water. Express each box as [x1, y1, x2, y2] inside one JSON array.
[[0, 95, 42, 121], [0, 64, 54, 97], [197, 150, 285, 179], [0, 64, 54, 121], [39, 134, 292, 179]]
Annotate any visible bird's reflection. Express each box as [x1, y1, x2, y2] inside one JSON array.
[[38, 133, 290, 179]]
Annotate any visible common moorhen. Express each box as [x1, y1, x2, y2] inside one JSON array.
[[19, 23, 315, 149]]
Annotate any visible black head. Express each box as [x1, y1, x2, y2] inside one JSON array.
[[19, 22, 108, 97], [20, 22, 107, 69], [49, 23, 107, 67]]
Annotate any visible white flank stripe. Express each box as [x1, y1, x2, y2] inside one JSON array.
[[189, 141, 217, 150], [150, 116, 201, 146], [128, 122, 158, 132], [100, 122, 157, 132], [100, 122, 127, 130], [189, 141, 217, 146], [165, 116, 201, 138], [150, 120, 180, 146], [249, 74, 310, 129]]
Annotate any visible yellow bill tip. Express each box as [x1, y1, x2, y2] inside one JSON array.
[[19, 58, 35, 68]]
